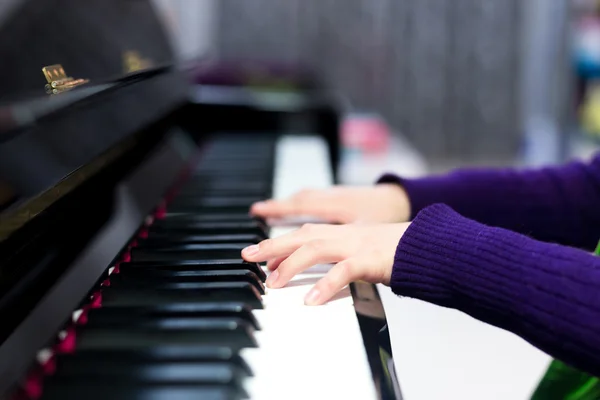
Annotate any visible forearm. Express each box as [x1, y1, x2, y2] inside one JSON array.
[[391, 204, 600, 377], [379, 155, 600, 250]]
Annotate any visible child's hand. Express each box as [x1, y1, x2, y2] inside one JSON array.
[[241, 222, 409, 305], [250, 185, 410, 224]]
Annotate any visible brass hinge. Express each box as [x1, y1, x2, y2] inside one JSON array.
[[123, 51, 152, 74], [42, 64, 89, 94]]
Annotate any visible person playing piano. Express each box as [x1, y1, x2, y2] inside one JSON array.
[[242, 154, 600, 381]]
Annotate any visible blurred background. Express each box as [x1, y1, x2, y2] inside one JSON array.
[[152, 0, 600, 182]]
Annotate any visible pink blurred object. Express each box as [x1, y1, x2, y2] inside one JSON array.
[[341, 114, 391, 153]]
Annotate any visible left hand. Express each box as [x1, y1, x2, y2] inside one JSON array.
[[241, 222, 410, 306]]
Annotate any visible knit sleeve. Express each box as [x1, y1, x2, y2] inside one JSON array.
[[378, 154, 600, 250], [391, 203, 600, 377]]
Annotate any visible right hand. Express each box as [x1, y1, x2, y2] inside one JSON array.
[[250, 184, 411, 224], [241, 221, 410, 305]]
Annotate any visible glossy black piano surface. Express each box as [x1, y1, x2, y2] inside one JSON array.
[[0, 1, 399, 399]]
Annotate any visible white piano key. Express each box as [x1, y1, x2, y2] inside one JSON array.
[[242, 135, 377, 400]]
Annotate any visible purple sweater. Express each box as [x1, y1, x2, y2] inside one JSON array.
[[379, 154, 600, 377]]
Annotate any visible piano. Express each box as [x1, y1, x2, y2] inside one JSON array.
[[0, 1, 401, 399]]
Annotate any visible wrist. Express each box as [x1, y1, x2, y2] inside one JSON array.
[[375, 183, 411, 222]]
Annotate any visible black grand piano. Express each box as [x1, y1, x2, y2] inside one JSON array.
[[0, 1, 400, 399]]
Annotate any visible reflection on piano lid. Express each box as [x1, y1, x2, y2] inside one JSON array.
[[0, 135, 138, 241], [0, 1, 400, 399], [0, 179, 16, 212]]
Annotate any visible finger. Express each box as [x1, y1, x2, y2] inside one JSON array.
[[266, 256, 286, 271], [241, 223, 336, 262], [241, 231, 302, 263], [267, 239, 346, 288], [304, 259, 361, 306], [250, 199, 299, 218], [251, 191, 341, 221]]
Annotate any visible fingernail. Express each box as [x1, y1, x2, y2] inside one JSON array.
[[243, 245, 259, 257], [266, 270, 279, 287], [304, 288, 321, 306]]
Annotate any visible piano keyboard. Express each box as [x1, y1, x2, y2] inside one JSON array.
[[19, 135, 377, 400]]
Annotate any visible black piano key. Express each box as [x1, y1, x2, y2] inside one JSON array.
[[194, 157, 270, 165], [81, 316, 250, 331], [170, 196, 263, 208], [41, 382, 240, 400], [162, 212, 260, 223], [121, 260, 266, 282], [54, 346, 252, 374], [189, 175, 270, 184], [86, 302, 260, 330], [138, 233, 263, 246], [176, 190, 268, 200], [148, 220, 267, 238], [205, 134, 275, 143], [101, 281, 263, 309], [176, 188, 269, 198], [52, 360, 248, 386], [201, 151, 271, 158], [159, 214, 268, 231], [184, 175, 253, 179], [182, 174, 269, 184], [75, 318, 257, 350], [201, 148, 271, 155], [182, 174, 270, 185], [178, 183, 270, 195], [134, 243, 249, 250], [150, 219, 267, 233], [195, 152, 271, 162], [110, 269, 265, 294], [192, 166, 271, 175], [130, 243, 250, 263], [165, 204, 261, 215]]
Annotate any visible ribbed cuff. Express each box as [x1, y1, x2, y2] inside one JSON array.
[[389, 203, 459, 302], [389, 203, 530, 311]]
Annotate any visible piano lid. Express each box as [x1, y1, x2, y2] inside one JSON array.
[[0, 0, 189, 242], [0, 0, 175, 103]]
